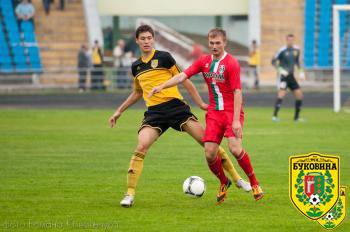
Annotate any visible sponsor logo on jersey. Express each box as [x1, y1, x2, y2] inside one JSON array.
[[203, 72, 224, 82]]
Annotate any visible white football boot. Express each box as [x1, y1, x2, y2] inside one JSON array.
[[120, 194, 134, 208], [236, 178, 252, 192]]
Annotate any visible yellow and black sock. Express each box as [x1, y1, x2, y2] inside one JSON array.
[[126, 151, 145, 196], [217, 146, 241, 182]]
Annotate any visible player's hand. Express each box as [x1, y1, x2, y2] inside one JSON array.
[[148, 86, 163, 98], [199, 102, 208, 111], [232, 120, 243, 139], [109, 111, 122, 128], [299, 71, 305, 81]]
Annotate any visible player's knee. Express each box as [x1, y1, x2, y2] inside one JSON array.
[[204, 146, 217, 162], [135, 144, 149, 154], [229, 146, 242, 157]]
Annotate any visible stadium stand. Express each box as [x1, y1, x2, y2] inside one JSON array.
[[0, 0, 42, 74], [304, 0, 350, 69], [31, 0, 87, 84]]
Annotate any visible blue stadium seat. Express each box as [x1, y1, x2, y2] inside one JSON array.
[[15, 63, 30, 72], [20, 21, 34, 32], [24, 31, 36, 42], [0, 0, 42, 73], [0, 63, 14, 73]]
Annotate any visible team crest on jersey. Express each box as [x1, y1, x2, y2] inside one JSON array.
[[219, 65, 225, 74], [293, 50, 298, 57], [317, 186, 347, 230], [205, 63, 209, 68], [289, 152, 339, 220], [151, 59, 158, 68]]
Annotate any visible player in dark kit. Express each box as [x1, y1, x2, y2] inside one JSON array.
[[272, 34, 305, 122]]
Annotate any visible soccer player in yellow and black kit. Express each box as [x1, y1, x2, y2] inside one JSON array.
[[109, 25, 251, 207]]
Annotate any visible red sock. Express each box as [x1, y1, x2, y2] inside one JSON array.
[[236, 150, 259, 186], [208, 155, 228, 185]]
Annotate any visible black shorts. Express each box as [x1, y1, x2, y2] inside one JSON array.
[[138, 98, 198, 135], [279, 74, 300, 91]]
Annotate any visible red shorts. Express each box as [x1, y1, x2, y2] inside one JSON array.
[[202, 109, 244, 144]]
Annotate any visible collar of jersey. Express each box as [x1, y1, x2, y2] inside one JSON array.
[[211, 51, 227, 63], [141, 49, 156, 63]]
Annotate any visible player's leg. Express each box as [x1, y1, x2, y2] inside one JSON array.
[[182, 120, 241, 180], [227, 137, 264, 201], [182, 119, 251, 191], [273, 77, 288, 121], [120, 126, 160, 207], [203, 111, 233, 204], [292, 87, 303, 121], [273, 89, 287, 121], [253, 66, 259, 89], [178, 113, 229, 187], [204, 141, 231, 204]]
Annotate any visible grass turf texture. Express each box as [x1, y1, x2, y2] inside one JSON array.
[[0, 108, 349, 231]]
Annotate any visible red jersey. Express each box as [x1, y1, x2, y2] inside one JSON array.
[[184, 52, 241, 111]]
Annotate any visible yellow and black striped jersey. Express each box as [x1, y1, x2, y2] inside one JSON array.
[[131, 49, 183, 107]]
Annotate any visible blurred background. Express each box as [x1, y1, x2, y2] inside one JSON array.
[[0, 0, 350, 109]]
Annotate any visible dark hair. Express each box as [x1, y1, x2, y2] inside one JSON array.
[[208, 28, 227, 40], [287, 34, 294, 38], [252, 40, 257, 44], [135, 24, 155, 38]]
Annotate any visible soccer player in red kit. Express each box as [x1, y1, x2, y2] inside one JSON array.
[[149, 28, 264, 202]]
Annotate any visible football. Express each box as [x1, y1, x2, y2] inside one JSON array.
[[182, 176, 206, 197]]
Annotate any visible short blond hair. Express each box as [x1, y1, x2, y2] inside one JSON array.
[[208, 28, 227, 41]]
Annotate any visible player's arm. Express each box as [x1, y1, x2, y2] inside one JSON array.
[[148, 72, 188, 98], [272, 48, 288, 76], [182, 79, 208, 110], [149, 56, 203, 98], [109, 79, 143, 128], [232, 89, 243, 138], [229, 61, 243, 138], [295, 49, 305, 80]]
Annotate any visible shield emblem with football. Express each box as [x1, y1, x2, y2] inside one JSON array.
[[317, 186, 347, 229], [289, 152, 339, 220]]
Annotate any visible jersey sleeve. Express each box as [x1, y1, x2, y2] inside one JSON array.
[[272, 47, 283, 66], [163, 52, 182, 76], [228, 59, 241, 90], [184, 56, 203, 78], [133, 77, 142, 92], [169, 64, 181, 76], [295, 49, 300, 68]]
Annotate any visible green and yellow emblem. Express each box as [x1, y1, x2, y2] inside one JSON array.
[[289, 152, 339, 220], [317, 186, 347, 230], [151, 59, 158, 68]]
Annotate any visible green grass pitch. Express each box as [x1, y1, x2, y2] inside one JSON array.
[[0, 108, 349, 231]]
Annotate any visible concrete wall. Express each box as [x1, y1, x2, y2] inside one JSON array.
[[97, 0, 248, 16], [101, 16, 249, 47], [260, 0, 304, 82]]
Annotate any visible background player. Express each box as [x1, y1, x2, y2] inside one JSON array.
[[248, 40, 260, 89], [109, 25, 251, 207], [149, 28, 264, 202], [272, 34, 305, 122]]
